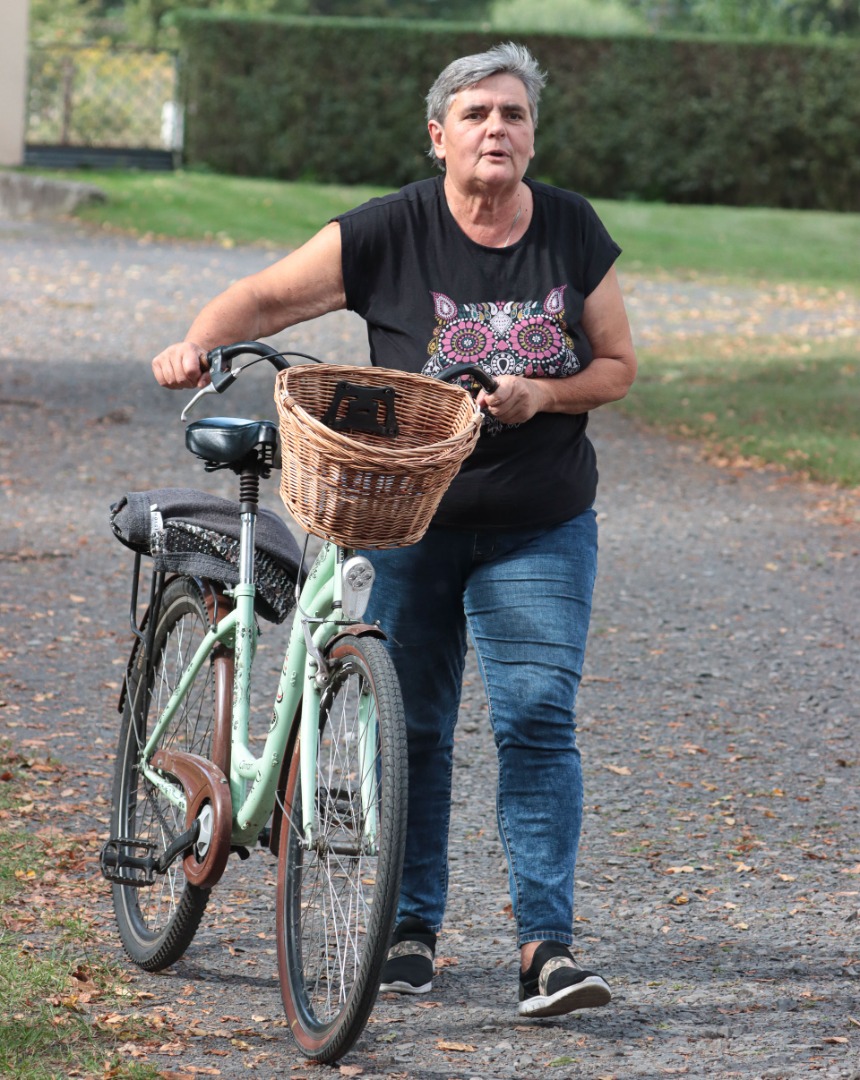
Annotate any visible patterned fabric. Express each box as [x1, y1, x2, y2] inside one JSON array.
[[155, 521, 296, 624], [385, 940, 434, 962], [424, 286, 580, 436], [110, 488, 301, 625], [538, 954, 580, 996]]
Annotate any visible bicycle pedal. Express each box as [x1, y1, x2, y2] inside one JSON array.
[[99, 837, 158, 887]]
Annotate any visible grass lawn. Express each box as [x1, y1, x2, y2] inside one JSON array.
[[17, 167, 860, 490], [41, 169, 389, 251], [593, 199, 860, 289], [36, 168, 860, 288], [620, 340, 860, 488], [0, 744, 160, 1079]]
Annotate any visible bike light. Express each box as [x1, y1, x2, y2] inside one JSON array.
[[341, 556, 375, 620]]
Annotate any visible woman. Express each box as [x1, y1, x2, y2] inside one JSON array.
[[153, 42, 636, 1019]]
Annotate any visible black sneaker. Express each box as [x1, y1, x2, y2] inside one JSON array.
[[378, 917, 436, 995], [518, 941, 611, 1017]]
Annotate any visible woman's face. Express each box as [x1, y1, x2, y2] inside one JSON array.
[[429, 73, 535, 194]]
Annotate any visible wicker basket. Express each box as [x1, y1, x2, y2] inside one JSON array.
[[274, 365, 483, 549]]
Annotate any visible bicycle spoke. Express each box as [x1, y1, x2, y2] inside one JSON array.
[[278, 636, 406, 1062], [111, 578, 216, 970]]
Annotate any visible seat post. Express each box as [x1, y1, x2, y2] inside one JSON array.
[[238, 465, 260, 586]]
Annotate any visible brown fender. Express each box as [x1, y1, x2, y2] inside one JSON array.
[[150, 749, 232, 888], [326, 622, 387, 647]]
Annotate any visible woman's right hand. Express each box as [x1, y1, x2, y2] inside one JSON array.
[[152, 341, 212, 389]]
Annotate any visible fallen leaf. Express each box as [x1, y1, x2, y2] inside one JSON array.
[[339, 1067, 364, 1077], [603, 764, 631, 776], [436, 1041, 476, 1052], [823, 1036, 848, 1044]]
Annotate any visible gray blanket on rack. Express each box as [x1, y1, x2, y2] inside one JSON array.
[[110, 487, 302, 624]]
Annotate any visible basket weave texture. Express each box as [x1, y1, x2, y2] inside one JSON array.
[[275, 365, 483, 549]]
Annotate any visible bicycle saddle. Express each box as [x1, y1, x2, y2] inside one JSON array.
[[186, 417, 278, 465]]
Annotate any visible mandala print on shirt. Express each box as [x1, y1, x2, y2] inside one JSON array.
[[422, 286, 580, 434]]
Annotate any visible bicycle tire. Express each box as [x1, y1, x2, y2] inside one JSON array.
[[276, 635, 407, 1062], [110, 576, 221, 970]]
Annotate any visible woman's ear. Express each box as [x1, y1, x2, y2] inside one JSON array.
[[428, 120, 446, 161]]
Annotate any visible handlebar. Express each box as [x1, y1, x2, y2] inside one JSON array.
[[180, 342, 323, 421], [435, 361, 499, 395], [180, 342, 499, 422]]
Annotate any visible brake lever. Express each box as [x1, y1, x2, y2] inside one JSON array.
[[180, 384, 217, 423], [180, 367, 241, 423]]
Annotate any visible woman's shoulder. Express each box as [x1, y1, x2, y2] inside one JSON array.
[[338, 176, 442, 223], [527, 177, 600, 219]]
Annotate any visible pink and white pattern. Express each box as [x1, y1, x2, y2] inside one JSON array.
[[423, 286, 580, 433]]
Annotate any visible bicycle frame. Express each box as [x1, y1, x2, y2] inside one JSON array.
[[140, 539, 371, 851], [107, 341, 478, 1060]]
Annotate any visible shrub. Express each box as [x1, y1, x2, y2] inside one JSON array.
[[176, 12, 860, 210]]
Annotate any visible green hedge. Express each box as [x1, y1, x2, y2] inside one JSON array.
[[176, 12, 860, 211]]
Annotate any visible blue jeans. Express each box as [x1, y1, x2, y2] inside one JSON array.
[[365, 508, 598, 947]]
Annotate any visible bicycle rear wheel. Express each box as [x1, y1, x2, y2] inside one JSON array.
[[111, 576, 224, 970], [277, 635, 407, 1063]]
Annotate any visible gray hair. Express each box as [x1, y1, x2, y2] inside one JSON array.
[[425, 42, 547, 167]]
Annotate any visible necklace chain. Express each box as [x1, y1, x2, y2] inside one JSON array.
[[502, 204, 522, 248]]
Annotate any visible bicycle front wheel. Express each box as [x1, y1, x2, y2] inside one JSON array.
[[111, 576, 223, 970], [277, 635, 407, 1063]]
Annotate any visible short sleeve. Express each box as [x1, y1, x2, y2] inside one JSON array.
[[580, 200, 622, 297]]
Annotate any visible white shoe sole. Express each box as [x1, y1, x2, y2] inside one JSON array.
[[379, 979, 433, 995], [518, 975, 611, 1017]]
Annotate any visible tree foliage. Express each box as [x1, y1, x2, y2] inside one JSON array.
[[30, 0, 492, 48], [626, 0, 860, 37], [490, 0, 648, 35], [175, 13, 860, 211], [29, 0, 100, 44]]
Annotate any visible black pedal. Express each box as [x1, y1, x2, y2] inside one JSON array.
[[99, 838, 158, 887]]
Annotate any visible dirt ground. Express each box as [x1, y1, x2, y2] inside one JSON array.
[[0, 218, 857, 1080]]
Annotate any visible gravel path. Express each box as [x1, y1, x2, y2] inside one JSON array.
[[1, 220, 857, 1080]]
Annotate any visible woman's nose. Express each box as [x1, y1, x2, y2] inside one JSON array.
[[487, 111, 506, 136]]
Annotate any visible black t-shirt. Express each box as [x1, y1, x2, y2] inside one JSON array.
[[337, 175, 621, 530]]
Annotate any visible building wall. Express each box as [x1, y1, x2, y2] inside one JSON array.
[[0, 0, 31, 166]]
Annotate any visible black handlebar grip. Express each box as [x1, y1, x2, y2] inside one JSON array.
[[206, 341, 290, 373], [436, 362, 499, 395]]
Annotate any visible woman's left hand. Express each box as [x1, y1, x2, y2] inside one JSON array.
[[476, 375, 547, 425], [476, 266, 638, 424]]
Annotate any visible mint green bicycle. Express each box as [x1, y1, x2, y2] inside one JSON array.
[[100, 342, 492, 1062]]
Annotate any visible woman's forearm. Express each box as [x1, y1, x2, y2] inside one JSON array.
[[531, 352, 637, 415]]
